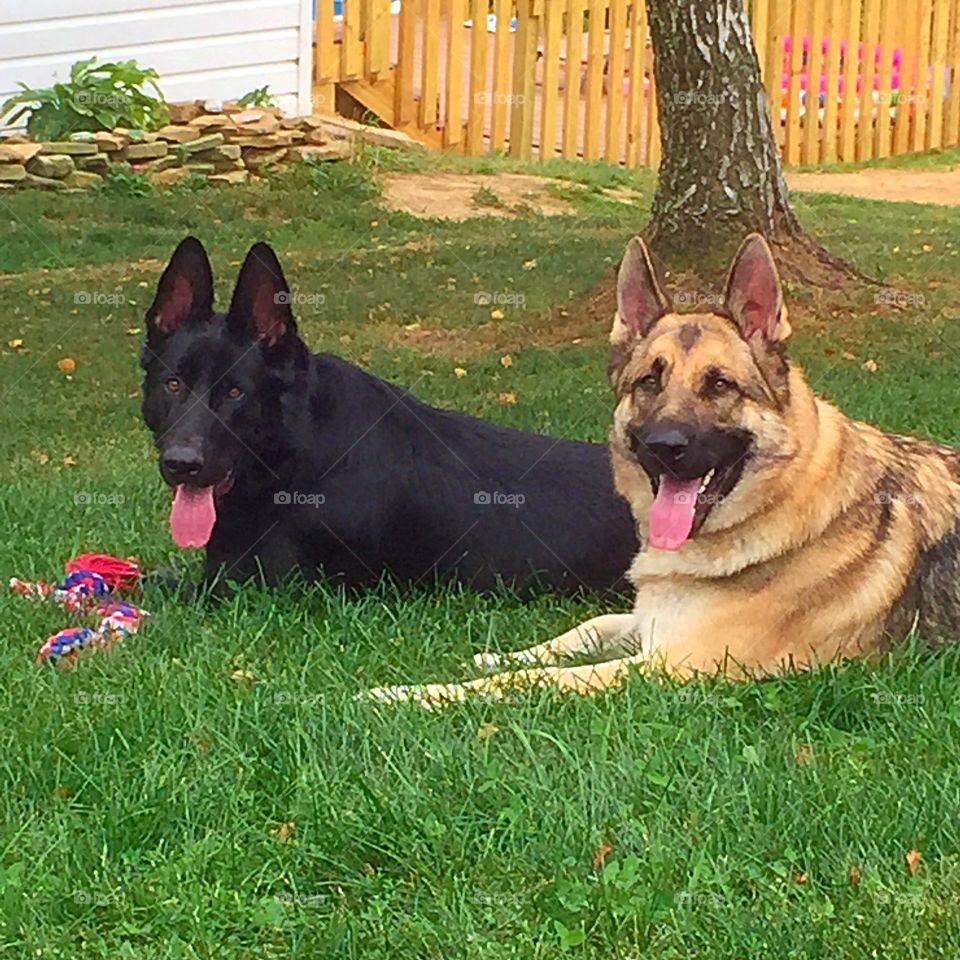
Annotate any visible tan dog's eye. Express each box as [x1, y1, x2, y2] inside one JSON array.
[[635, 372, 660, 394], [708, 374, 736, 395], [165, 377, 180, 393], [227, 385, 244, 400]]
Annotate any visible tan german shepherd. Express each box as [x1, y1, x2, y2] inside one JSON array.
[[368, 234, 960, 705]]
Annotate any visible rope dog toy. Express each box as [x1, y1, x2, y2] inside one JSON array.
[[10, 553, 149, 668]]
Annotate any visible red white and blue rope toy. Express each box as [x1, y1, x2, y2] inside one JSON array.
[[9, 553, 149, 668]]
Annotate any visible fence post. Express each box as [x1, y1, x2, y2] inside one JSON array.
[[510, 0, 542, 157], [395, 0, 418, 125]]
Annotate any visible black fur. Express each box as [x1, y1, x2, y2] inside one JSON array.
[[141, 237, 637, 594]]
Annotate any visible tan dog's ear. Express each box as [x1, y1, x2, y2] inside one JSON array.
[[611, 237, 669, 346], [723, 234, 792, 343]]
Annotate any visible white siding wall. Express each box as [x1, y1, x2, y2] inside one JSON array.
[[0, 0, 314, 128]]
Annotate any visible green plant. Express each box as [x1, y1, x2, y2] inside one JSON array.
[[170, 171, 212, 194], [1, 57, 168, 140], [102, 163, 156, 198], [237, 85, 276, 108], [472, 184, 504, 208]]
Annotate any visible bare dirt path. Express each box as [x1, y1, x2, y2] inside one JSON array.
[[786, 166, 960, 205]]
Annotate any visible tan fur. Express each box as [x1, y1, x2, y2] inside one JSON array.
[[365, 236, 960, 706]]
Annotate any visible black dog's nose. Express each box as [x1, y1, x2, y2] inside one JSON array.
[[162, 445, 204, 481], [632, 425, 690, 467]]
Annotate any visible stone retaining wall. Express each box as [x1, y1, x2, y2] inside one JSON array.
[[0, 102, 423, 191]]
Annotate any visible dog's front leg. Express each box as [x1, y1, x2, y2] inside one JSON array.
[[365, 653, 647, 706], [473, 613, 638, 672]]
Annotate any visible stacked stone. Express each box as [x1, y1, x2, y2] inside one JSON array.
[[0, 100, 424, 190]]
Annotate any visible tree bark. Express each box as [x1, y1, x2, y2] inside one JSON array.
[[644, 0, 800, 265]]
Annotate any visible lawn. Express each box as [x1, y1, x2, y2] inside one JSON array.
[[2, 151, 960, 958]]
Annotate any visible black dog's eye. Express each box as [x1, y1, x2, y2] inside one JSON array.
[[226, 385, 244, 400], [165, 377, 181, 393], [634, 372, 661, 394]]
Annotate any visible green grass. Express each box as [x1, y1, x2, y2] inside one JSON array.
[[2, 154, 960, 957]]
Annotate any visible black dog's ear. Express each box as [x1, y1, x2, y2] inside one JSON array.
[[147, 236, 214, 337], [226, 242, 297, 346]]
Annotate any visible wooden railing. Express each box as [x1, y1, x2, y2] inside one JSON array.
[[313, 0, 960, 166]]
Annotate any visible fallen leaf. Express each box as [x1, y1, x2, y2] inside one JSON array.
[[403, 322, 422, 332], [53, 784, 73, 801], [230, 669, 255, 685], [477, 721, 499, 740], [275, 821, 296, 843], [454, 367, 468, 378], [490, 308, 505, 320], [863, 359, 879, 373], [848, 864, 862, 887], [125, 326, 141, 336], [592, 839, 614, 867], [7, 338, 24, 350], [906, 849, 922, 876], [57, 357, 76, 373], [497, 392, 517, 405], [62, 455, 77, 467], [188, 731, 212, 753], [523, 258, 538, 270], [32, 450, 50, 465], [793, 871, 809, 884], [795, 743, 814, 764]]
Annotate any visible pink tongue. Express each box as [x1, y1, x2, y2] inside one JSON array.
[[648, 476, 703, 551], [170, 485, 217, 548]]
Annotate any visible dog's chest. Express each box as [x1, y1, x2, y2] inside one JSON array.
[[630, 579, 710, 654]]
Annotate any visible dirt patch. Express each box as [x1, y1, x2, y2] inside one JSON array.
[[787, 167, 960, 206], [379, 172, 578, 219]]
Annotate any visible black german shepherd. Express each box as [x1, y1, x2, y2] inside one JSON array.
[[140, 237, 637, 594]]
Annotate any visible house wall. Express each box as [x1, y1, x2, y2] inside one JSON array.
[[0, 0, 313, 126]]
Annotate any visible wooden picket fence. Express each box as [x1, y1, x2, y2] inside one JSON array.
[[313, 0, 960, 166]]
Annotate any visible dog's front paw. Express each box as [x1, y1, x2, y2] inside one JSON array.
[[362, 682, 469, 707], [473, 651, 504, 673]]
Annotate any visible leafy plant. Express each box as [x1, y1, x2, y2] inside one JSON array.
[[238, 85, 276, 108], [1, 57, 168, 140], [102, 163, 155, 198]]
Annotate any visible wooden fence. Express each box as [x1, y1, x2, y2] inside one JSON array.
[[314, 0, 960, 166]]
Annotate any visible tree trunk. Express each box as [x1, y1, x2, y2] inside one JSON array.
[[644, 0, 800, 266]]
